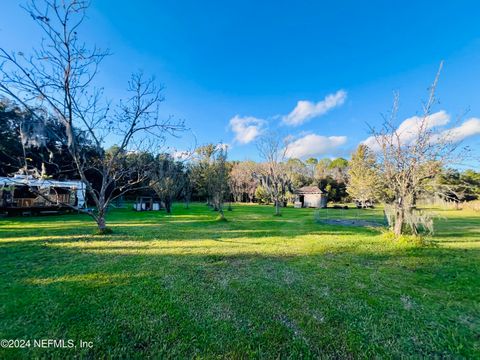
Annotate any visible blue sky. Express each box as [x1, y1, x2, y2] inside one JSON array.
[[1, 1, 479, 166]]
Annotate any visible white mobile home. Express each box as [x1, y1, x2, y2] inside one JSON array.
[[0, 175, 86, 215]]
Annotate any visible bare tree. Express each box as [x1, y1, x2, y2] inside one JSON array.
[[181, 167, 193, 209], [189, 143, 229, 218], [150, 154, 186, 214], [368, 62, 465, 236], [256, 133, 291, 216], [0, 0, 184, 232], [229, 161, 259, 203]]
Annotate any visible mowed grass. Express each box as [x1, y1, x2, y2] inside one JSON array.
[[0, 203, 479, 358]]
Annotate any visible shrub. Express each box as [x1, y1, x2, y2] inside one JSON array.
[[94, 227, 113, 235], [381, 230, 429, 246], [254, 185, 270, 204]]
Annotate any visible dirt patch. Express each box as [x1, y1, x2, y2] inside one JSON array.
[[319, 219, 385, 228]]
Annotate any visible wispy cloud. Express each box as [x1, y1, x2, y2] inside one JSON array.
[[282, 90, 347, 126], [442, 117, 480, 142], [285, 133, 347, 159], [229, 115, 266, 144]]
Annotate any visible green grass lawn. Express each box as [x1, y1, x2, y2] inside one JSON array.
[[0, 203, 479, 358]]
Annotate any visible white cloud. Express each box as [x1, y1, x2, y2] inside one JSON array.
[[442, 117, 480, 142], [286, 133, 347, 159], [362, 110, 450, 150], [362, 136, 381, 151], [282, 90, 347, 126], [229, 115, 265, 144], [216, 143, 230, 152], [172, 150, 193, 161], [396, 110, 450, 142], [362, 111, 480, 151]]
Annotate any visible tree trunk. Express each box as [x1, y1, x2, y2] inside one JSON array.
[[96, 211, 108, 233], [165, 199, 172, 214], [393, 207, 404, 236], [274, 200, 280, 216], [95, 189, 109, 233], [212, 197, 219, 211]]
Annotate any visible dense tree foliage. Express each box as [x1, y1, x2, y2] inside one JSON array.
[[434, 169, 480, 203], [0, 98, 92, 179], [347, 145, 381, 206]]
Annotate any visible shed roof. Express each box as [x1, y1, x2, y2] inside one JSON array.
[[294, 186, 325, 195]]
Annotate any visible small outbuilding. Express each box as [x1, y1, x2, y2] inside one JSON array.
[[294, 186, 327, 208], [134, 196, 162, 211]]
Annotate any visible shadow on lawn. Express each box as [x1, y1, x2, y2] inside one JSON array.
[[1, 233, 479, 358], [2, 229, 478, 272], [0, 227, 380, 247], [0, 213, 384, 244], [2, 215, 478, 250], [2, 238, 478, 295], [1, 204, 479, 359]]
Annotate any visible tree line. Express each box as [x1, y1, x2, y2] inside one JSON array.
[[2, 97, 478, 225]]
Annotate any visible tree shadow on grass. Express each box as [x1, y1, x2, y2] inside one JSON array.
[[0, 217, 383, 246], [1, 241, 479, 358], [1, 205, 479, 358]]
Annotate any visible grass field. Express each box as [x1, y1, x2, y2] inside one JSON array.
[[0, 203, 479, 358]]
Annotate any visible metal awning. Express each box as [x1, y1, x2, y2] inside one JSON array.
[[0, 175, 87, 208]]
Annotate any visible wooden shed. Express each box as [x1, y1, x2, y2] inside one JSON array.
[[294, 186, 327, 208]]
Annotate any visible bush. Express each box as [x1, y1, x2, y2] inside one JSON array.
[[381, 230, 430, 247], [254, 186, 270, 204], [94, 227, 113, 235]]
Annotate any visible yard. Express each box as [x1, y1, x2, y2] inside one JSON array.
[[0, 204, 479, 358]]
